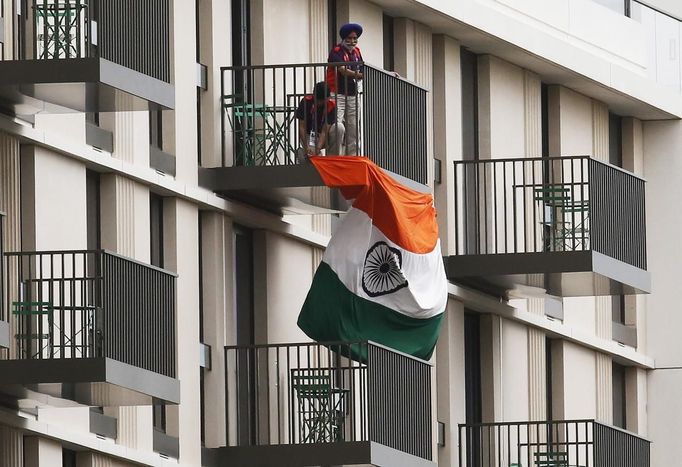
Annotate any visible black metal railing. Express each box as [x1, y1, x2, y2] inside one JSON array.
[[25, 0, 171, 82], [220, 62, 428, 184], [224, 341, 432, 460], [453, 156, 646, 269], [4, 250, 176, 377], [458, 419, 650, 467]]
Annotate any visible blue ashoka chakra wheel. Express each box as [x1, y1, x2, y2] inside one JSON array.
[[361, 241, 409, 297]]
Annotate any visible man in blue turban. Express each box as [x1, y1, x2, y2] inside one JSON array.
[[326, 23, 364, 155]]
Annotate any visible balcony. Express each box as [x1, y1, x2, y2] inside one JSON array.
[[0, 250, 179, 407], [459, 419, 650, 467], [0, 0, 173, 115], [446, 156, 650, 297], [198, 62, 428, 214], [203, 341, 434, 467]]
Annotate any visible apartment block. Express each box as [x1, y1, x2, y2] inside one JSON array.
[[0, 0, 679, 466]]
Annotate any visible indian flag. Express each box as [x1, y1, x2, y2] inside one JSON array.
[[297, 156, 447, 360]]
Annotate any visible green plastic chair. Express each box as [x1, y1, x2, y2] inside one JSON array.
[[292, 369, 347, 443]]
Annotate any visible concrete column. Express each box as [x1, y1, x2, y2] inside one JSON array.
[[0, 132, 21, 252], [527, 328, 546, 421], [163, 197, 201, 465], [309, 0, 328, 62], [0, 132, 22, 359], [595, 353, 612, 424], [0, 426, 23, 467], [200, 211, 230, 447], [435, 300, 466, 467], [625, 367, 647, 435], [24, 437, 62, 467], [432, 35, 461, 255]]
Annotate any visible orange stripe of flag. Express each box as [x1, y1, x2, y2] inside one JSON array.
[[310, 156, 438, 254]]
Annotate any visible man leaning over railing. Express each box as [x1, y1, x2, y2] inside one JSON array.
[[327, 22, 363, 156], [295, 82, 341, 163]]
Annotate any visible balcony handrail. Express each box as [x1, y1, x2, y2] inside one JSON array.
[[225, 339, 433, 366], [453, 155, 646, 182], [458, 418, 651, 467], [221, 62, 429, 92], [459, 418, 651, 441], [4, 249, 178, 277]]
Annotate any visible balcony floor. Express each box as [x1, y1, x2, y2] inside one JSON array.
[[0, 357, 179, 408], [199, 164, 429, 215], [202, 441, 435, 467], [446, 250, 651, 297], [0, 58, 174, 114]]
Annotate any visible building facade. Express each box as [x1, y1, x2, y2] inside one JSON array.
[[0, 0, 679, 466]]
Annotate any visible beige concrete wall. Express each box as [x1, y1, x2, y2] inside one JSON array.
[[555, 341, 597, 420], [252, 0, 311, 65], [478, 55, 527, 159], [648, 369, 682, 465], [261, 231, 314, 344], [24, 437, 61, 467], [337, 0, 384, 66], [21, 146, 87, 251]]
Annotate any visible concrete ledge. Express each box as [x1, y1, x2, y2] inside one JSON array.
[[202, 441, 435, 467], [0, 357, 180, 407], [446, 250, 651, 297], [0, 57, 174, 114]]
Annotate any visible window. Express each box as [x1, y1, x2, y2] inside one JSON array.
[[545, 337, 553, 421], [383, 14, 394, 71], [541, 84, 549, 157], [327, 0, 337, 50], [150, 193, 164, 268], [153, 400, 167, 433], [149, 110, 163, 150], [62, 448, 77, 467], [231, 0, 251, 68], [86, 170, 100, 251], [612, 362, 627, 429]]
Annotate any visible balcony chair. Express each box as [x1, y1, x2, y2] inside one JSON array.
[[534, 184, 589, 252], [223, 94, 298, 166], [12, 301, 53, 359], [291, 368, 349, 443], [533, 451, 568, 467]]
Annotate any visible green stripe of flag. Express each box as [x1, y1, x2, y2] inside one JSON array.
[[298, 261, 444, 361]]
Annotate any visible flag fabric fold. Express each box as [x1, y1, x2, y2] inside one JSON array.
[[297, 156, 448, 360]]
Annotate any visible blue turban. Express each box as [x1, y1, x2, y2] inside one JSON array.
[[339, 23, 363, 39]]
